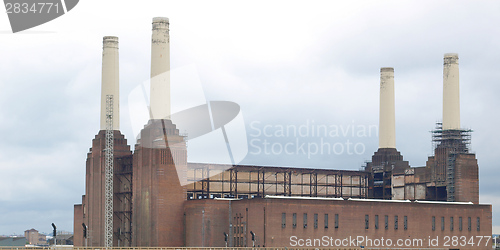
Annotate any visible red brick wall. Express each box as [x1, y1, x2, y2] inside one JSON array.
[[455, 154, 479, 204], [184, 199, 230, 247], [73, 204, 83, 246], [83, 130, 132, 247], [228, 198, 491, 249], [132, 120, 187, 247]]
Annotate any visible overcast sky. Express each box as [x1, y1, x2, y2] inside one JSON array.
[[0, 0, 499, 236]]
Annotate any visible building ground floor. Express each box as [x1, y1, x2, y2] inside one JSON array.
[[185, 196, 492, 249]]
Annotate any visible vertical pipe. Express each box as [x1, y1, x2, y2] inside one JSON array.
[[379, 67, 396, 148], [443, 53, 460, 130], [150, 17, 171, 120], [201, 209, 205, 247], [229, 200, 233, 247], [100, 36, 119, 130], [263, 206, 266, 246]]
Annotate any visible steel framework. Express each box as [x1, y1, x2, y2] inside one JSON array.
[[104, 95, 114, 247], [186, 164, 369, 199]]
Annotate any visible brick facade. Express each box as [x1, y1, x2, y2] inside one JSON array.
[[132, 119, 187, 247], [186, 197, 492, 249]]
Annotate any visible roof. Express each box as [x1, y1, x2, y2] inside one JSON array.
[[263, 195, 487, 206], [188, 163, 369, 175], [414, 200, 474, 205], [265, 195, 344, 201], [0, 237, 27, 247]]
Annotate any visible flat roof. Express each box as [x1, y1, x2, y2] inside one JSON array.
[[188, 163, 368, 175], [348, 198, 411, 203], [414, 200, 474, 205], [265, 195, 344, 201], [264, 196, 486, 205]]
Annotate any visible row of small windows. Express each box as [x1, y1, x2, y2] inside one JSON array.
[[432, 216, 480, 232], [282, 213, 339, 229], [365, 215, 407, 230], [281, 213, 481, 232]]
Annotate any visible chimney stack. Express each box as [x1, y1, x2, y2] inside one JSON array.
[[150, 17, 171, 120], [100, 36, 120, 130], [379, 67, 396, 149], [443, 53, 460, 130]]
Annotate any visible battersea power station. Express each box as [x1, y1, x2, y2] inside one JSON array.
[[73, 17, 492, 249]]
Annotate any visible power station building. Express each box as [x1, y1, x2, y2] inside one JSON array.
[[73, 17, 492, 249]]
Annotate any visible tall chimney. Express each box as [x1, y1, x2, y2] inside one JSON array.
[[443, 53, 460, 130], [379, 67, 396, 149], [150, 17, 170, 120], [100, 36, 120, 130]]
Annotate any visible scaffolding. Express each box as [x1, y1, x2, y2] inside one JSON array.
[[186, 164, 369, 200], [115, 155, 133, 247], [446, 152, 457, 202], [431, 122, 471, 153], [104, 95, 114, 247], [431, 122, 472, 201]]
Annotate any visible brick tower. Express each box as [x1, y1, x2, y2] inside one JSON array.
[[132, 120, 187, 246], [131, 17, 188, 246], [74, 36, 133, 247], [425, 54, 478, 203], [366, 68, 409, 199]]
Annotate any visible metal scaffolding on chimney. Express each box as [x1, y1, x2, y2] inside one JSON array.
[[104, 95, 114, 247]]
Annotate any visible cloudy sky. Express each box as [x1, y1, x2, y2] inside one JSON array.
[[0, 0, 499, 236]]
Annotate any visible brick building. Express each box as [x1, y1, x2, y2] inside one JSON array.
[[185, 197, 491, 249], [73, 18, 491, 249], [24, 229, 46, 246]]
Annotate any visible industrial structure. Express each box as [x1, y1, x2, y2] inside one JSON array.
[[73, 17, 492, 249]]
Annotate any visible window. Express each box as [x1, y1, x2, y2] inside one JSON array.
[[303, 213, 308, 228], [314, 214, 318, 229], [477, 217, 480, 231], [468, 217, 471, 231], [375, 215, 379, 230], [450, 217, 454, 231], [441, 217, 445, 231], [459, 217, 462, 231], [404, 216, 408, 230], [385, 215, 389, 230], [293, 213, 297, 228], [432, 216, 435, 231], [282, 213, 286, 228], [365, 215, 369, 229], [324, 214, 329, 229], [335, 214, 339, 229], [394, 216, 398, 230]]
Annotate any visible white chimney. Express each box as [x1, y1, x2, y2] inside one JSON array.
[[150, 17, 171, 120], [379, 67, 396, 149], [100, 36, 120, 130], [443, 53, 460, 130]]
